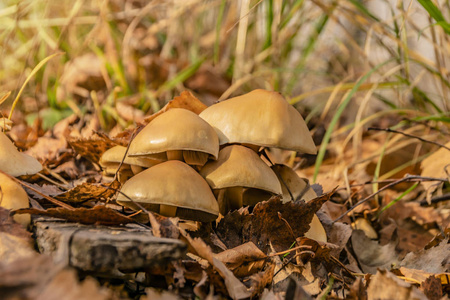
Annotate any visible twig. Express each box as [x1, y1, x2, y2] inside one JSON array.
[[368, 127, 450, 151], [333, 175, 448, 222], [420, 193, 450, 206]]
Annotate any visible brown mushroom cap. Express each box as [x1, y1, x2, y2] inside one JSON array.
[[199, 89, 316, 154], [0, 173, 30, 226], [0, 132, 42, 176], [128, 108, 219, 163], [200, 145, 282, 194], [271, 164, 326, 243], [100, 145, 159, 171], [116, 161, 219, 222]]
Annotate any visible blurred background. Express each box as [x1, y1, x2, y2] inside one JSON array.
[[0, 0, 449, 184]]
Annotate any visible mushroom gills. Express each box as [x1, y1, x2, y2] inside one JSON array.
[[242, 188, 273, 206], [130, 165, 144, 174], [159, 204, 177, 217], [183, 150, 209, 166]]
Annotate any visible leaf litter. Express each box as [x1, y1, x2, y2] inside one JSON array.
[[0, 88, 449, 300]]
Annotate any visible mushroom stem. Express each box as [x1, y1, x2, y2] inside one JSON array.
[[159, 204, 177, 217], [167, 150, 184, 161], [225, 186, 244, 210], [183, 150, 209, 166], [130, 165, 144, 174]]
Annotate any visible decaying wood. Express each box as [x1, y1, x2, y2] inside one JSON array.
[[33, 218, 187, 273]]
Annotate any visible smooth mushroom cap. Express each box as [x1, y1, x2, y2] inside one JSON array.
[[0, 132, 42, 176], [100, 145, 159, 169], [199, 89, 317, 154], [272, 164, 327, 243], [272, 164, 316, 203], [0, 173, 30, 226], [128, 108, 219, 160], [116, 160, 219, 222], [200, 145, 282, 195]]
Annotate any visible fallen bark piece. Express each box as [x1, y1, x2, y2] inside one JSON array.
[[34, 219, 187, 273]]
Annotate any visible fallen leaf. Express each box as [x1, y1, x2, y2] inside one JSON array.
[[399, 238, 450, 274], [420, 141, 450, 192], [216, 191, 333, 253], [142, 288, 181, 300], [0, 207, 32, 240], [351, 230, 399, 274], [366, 269, 428, 300], [399, 267, 450, 285], [67, 132, 124, 164], [420, 276, 443, 300], [144, 90, 207, 123], [55, 180, 120, 203], [247, 263, 275, 297], [12, 205, 134, 225], [178, 227, 251, 299], [214, 241, 266, 277], [34, 269, 110, 300]]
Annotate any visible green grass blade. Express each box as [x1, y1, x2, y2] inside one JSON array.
[[214, 0, 227, 65], [417, 0, 450, 34], [313, 59, 393, 183], [376, 182, 419, 218]]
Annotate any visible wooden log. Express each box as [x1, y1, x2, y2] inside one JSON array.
[[33, 219, 187, 273]]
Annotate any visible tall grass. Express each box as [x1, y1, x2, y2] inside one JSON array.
[[0, 0, 448, 172]]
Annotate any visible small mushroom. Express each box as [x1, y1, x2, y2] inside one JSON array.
[[352, 218, 378, 239], [128, 108, 219, 166], [100, 145, 159, 176], [199, 89, 316, 154], [0, 132, 42, 176], [0, 173, 30, 226], [271, 164, 327, 243], [200, 145, 282, 214], [116, 161, 219, 222]]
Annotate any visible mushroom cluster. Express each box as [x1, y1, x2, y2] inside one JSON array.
[[107, 89, 326, 241]]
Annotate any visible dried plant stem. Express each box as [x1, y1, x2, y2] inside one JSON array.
[[333, 175, 448, 222], [368, 127, 450, 151]]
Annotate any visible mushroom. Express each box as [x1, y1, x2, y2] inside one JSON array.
[[128, 108, 219, 166], [271, 164, 327, 243], [0, 173, 30, 226], [199, 89, 316, 154], [0, 132, 42, 176], [116, 160, 219, 222], [200, 145, 282, 214], [352, 218, 378, 239], [100, 145, 159, 176]]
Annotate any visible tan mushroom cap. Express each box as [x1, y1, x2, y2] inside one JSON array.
[[200, 145, 282, 194], [116, 161, 219, 222], [271, 164, 326, 243], [128, 108, 219, 162], [199, 89, 317, 154], [100, 145, 159, 170], [0, 132, 42, 176], [0, 173, 30, 226]]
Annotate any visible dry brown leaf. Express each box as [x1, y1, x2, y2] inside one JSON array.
[[421, 141, 450, 192], [34, 269, 110, 300], [247, 263, 275, 297], [178, 227, 251, 299], [420, 276, 443, 300], [216, 191, 333, 253], [144, 90, 207, 123], [142, 288, 181, 300], [55, 180, 120, 203], [57, 53, 106, 99], [12, 205, 134, 225], [399, 267, 450, 286], [351, 230, 399, 274], [0, 207, 32, 240], [399, 238, 450, 274], [367, 269, 428, 300], [214, 242, 266, 277], [67, 132, 125, 164]]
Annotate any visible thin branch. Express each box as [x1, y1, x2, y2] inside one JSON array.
[[368, 127, 450, 151], [333, 175, 448, 222]]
